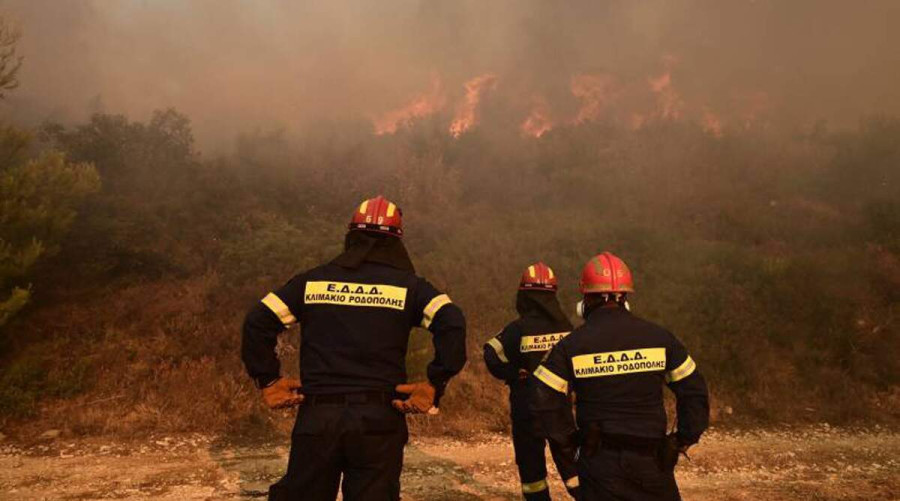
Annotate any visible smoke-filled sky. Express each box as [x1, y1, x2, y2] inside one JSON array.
[[1, 0, 899, 147]]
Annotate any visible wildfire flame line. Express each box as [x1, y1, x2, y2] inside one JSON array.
[[373, 75, 446, 135], [449, 74, 498, 138], [571, 73, 616, 124], [520, 95, 553, 138], [372, 56, 768, 139]]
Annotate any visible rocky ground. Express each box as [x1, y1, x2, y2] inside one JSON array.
[[0, 425, 897, 500]]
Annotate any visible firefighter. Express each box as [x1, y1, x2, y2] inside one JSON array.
[[531, 252, 709, 501], [483, 262, 581, 500], [241, 195, 467, 501]]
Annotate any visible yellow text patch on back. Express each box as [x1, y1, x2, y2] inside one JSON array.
[[572, 348, 666, 378], [520, 332, 569, 353], [304, 281, 407, 310]]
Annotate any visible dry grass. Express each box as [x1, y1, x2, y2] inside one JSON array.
[[1, 271, 895, 440]]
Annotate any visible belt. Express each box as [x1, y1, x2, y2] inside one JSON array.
[[597, 433, 661, 454], [580, 425, 662, 457], [304, 392, 395, 406]]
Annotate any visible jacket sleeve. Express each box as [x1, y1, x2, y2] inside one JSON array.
[[529, 339, 577, 445], [240, 275, 304, 389], [665, 333, 710, 446], [483, 324, 519, 383], [415, 279, 467, 396]]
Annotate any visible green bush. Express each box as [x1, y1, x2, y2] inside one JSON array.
[[0, 356, 44, 417], [0, 126, 100, 329]]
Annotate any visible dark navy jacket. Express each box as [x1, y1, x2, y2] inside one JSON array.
[[533, 306, 709, 444], [242, 261, 466, 396]]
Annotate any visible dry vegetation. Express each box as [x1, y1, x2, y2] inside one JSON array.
[[0, 106, 897, 440]]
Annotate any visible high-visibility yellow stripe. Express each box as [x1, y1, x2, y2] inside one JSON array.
[[386, 203, 396, 217], [304, 281, 407, 310], [534, 365, 568, 394], [547, 267, 555, 279], [519, 332, 569, 353], [666, 356, 696, 383], [572, 348, 666, 379], [522, 479, 548, 493], [359, 200, 369, 214], [486, 337, 508, 363], [261, 293, 296, 326], [565, 476, 580, 489], [421, 294, 452, 328], [528, 265, 536, 278]]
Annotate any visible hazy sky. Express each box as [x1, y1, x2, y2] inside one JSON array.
[[2, 0, 898, 147]]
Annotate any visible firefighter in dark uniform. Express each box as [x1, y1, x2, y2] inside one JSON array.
[[241, 195, 467, 501], [484, 262, 581, 500], [531, 252, 709, 501]]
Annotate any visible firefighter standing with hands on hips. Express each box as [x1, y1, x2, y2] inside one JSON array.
[[241, 196, 467, 501], [531, 252, 709, 500], [484, 262, 581, 500]]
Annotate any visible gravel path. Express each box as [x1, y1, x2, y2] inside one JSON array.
[[0, 426, 897, 500]]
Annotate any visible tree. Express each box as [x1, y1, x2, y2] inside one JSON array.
[[0, 17, 22, 99], [41, 109, 208, 277], [0, 127, 100, 327], [0, 19, 99, 327]]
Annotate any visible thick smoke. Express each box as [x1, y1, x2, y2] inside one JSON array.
[[1, 0, 899, 148]]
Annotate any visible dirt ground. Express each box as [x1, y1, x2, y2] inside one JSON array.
[[0, 425, 897, 500]]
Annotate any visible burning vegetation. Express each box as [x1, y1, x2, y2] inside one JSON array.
[[371, 57, 774, 141], [0, 1, 898, 439]]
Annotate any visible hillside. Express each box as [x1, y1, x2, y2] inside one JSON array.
[[1, 111, 898, 437]]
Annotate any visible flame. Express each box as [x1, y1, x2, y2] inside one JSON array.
[[369, 56, 774, 139], [647, 71, 670, 93], [373, 75, 446, 135], [521, 96, 554, 138], [648, 56, 684, 120], [571, 74, 615, 123], [701, 108, 724, 137], [449, 74, 498, 137]]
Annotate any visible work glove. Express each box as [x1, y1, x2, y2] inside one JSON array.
[[657, 433, 691, 472], [262, 377, 304, 409], [392, 381, 438, 415]]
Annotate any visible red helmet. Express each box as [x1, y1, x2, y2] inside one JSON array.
[[579, 252, 635, 294], [520, 262, 558, 291], [349, 195, 403, 236]]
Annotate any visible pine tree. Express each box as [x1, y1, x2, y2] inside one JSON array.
[[0, 17, 100, 327]]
